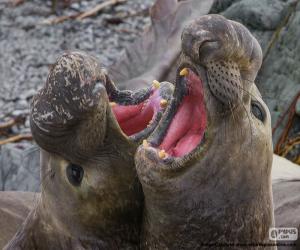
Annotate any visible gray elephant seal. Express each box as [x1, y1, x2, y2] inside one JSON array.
[[135, 15, 275, 249], [3, 51, 173, 249]]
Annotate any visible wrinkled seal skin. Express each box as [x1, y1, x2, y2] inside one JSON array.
[[136, 15, 275, 249], [4, 51, 172, 249]]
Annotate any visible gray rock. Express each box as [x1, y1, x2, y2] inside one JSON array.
[[296, 98, 300, 116], [211, 0, 241, 13], [257, 4, 300, 145], [0, 142, 40, 192], [11, 110, 28, 117], [222, 0, 288, 30]]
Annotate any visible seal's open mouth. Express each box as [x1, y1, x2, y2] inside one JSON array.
[[111, 87, 165, 136], [145, 67, 208, 161], [159, 69, 206, 157]]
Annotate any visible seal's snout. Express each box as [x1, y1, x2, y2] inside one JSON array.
[[206, 60, 243, 106], [30, 51, 109, 159], [181, 14, 263, 108], [50, 51, 108, 112]]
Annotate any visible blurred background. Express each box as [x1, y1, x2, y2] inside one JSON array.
[[0, 0, 299, 191]]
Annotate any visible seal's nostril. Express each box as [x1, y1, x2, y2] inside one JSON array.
[[198, 40, 210, 55], [198, 40, 220, 61]]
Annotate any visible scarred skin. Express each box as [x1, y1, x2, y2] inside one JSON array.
[[135, 15, 275, 249], [3, 51, 173, 249]]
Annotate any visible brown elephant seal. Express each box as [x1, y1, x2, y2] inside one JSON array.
[[135, 15, 275, 249], [3, 51, 173, 249]]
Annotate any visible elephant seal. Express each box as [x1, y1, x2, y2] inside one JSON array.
[[135, 15, 275, 249], [3, 51, 173, 249]]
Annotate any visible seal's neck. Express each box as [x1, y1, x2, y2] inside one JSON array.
[[141, 171, 275, 249], [5, 201, 140, 249]]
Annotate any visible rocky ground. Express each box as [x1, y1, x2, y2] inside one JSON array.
[[0, 0, 299, 191], [0, 0, 154, 191]]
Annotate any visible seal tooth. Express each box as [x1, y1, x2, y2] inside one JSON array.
[[143, 139, 149, 148], [160, 99, 168, 108], [158, 150, 167, 159], [179, 68, 189, 76], [147, 119, 154, 127], [110, 102, 117, 107], [152, 80, 160, 89]]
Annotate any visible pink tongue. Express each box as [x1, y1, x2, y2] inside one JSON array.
[[118, 104, 154, 135], [112, 104, 144, 123], [171, 134, 202, 157], [111, 88, 163, 136], [159, 98, 193, 152]]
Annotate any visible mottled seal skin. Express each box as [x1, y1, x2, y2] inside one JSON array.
[[4, 51, 173, 249], [135, 15, 275, 249]]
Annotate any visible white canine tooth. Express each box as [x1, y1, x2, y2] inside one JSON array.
[[152, 80, 160, 89], [143, 140, 149, 148], [160, 99, 168, 108], [158, 150, 167, 159], [179, 68, 189, 76]]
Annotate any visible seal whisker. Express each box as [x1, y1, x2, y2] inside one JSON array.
[[243, 79, 274, 100], [38, 168, 54, 193], [240, 100, 254, 153], [238, 84, 259, 101], [229, 101, 240, 142], [223, 115, 228, 143]]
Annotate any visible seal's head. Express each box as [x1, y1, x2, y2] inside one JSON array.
[[135, 15, 274, 248], [28, 51, 173, 248]]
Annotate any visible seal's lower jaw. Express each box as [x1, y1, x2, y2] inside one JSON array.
[[142, 67, 208, 166]]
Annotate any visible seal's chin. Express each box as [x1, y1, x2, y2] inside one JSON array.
[[110, 87, 163, 137], [144, 67, 208, 161]]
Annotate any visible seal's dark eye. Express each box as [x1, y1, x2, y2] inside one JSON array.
[[251, 101, 265, 122], [66, 164, 84, 186]]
